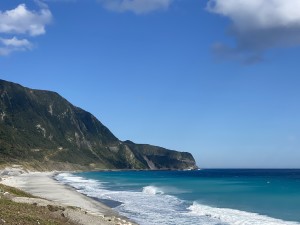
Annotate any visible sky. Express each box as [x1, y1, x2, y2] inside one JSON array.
[[0, 0, 300, 168]]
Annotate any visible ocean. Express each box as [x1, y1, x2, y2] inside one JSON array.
[[55, 169, 300, 225]]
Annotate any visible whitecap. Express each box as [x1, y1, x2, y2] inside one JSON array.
[[55, 173, 300, 225], [188, 202, 300, 225], [142, 186, 164, 195]]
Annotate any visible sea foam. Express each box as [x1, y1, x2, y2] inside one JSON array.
[[55, 173, 300, 225], [188, 202, 300, 225], [55, 173, 102, 191], [142, 186, 164, 195]]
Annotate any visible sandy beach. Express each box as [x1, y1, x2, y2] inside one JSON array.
[[0, 166, 137, 225]]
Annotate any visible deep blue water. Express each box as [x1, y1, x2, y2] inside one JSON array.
[[55, 169, 300, 225]]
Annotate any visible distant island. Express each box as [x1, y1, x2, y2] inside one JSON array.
[[0, 79, 197, 171]]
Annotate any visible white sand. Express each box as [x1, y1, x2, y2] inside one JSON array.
[[0, 167, 137, 225]]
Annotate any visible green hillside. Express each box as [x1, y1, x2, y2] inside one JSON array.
[[0, 79, 197, 171]]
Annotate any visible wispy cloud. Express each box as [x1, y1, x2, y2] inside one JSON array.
[[0, 37, 31, 48], [99, 0, 173, 14], [41, 0, 77, 2], [0, 37, 32, 55], [0, 3, 52, 56], [207, 0, 300, 63]]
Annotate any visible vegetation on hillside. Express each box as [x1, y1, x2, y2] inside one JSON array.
[[0, 184, 76, 225], [0, 79, 197, 170]]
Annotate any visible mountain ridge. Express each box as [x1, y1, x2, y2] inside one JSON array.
[[0, 79, 197, 171]]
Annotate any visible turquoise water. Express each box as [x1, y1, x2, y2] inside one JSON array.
[[56, 170, 300, 225]]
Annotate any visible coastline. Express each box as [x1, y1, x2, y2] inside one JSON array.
[[0, 166, 137, 225]]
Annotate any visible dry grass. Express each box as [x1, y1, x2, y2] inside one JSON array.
[[0, 183, 34, 198], [0, 184, 78, 225]]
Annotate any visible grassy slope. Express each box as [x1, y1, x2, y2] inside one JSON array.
[[0, 79, 197, 171], [0, 184, 77, 225]]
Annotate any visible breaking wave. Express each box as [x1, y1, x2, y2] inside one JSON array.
[[188, 202, 300, 225], [55, 173, 300, 225]]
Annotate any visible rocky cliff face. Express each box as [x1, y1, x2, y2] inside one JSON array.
[[0, 79, 197, 171]]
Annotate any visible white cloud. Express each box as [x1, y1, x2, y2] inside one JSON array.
[[99, 0, 173, 14], [0, 37, 31, 48], [207, 0, 300, 63], [0, 3, 52, 56], [41, 0, 77, 2], [0, 37, 32, 56], [0, 4, 52, 36]]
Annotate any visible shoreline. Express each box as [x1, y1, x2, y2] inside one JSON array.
[[0, 166, 137, 225]]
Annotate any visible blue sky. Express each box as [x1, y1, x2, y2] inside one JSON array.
[[1, 0, 300, 168]]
